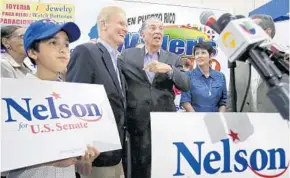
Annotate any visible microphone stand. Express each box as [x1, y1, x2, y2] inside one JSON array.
[[228, 61, 238, 112], [247, 47, 289, 120]]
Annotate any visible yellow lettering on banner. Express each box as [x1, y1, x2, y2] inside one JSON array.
[[1, 2, 75, 26], [36, 4, 46, 13]]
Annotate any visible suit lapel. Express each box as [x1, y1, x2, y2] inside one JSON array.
[[118, 63, 126, 96], [152, 50, 169, 84], [98, 43, 123, 95], [119, 69, 126, 105], [137, 47, 151, 85], [159, 49, 169, 64]]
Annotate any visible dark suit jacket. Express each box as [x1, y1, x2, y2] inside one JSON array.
[[66, 42, 126, 167], [119, 47, 190, 134]]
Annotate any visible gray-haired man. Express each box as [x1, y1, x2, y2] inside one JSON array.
[[119, 17, 189, 178], [251, 14, 276, 38], [227, 14, 289, 113]]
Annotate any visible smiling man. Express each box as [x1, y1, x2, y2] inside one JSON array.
[[119, 17, 190, 178], [66, 6, 128, 178]]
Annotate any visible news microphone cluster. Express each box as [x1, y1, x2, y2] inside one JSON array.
[[200, 11, 289, 120]]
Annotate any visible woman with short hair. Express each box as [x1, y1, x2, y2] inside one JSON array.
[[180, 41, 227, 112], [1, 25, 34, 78]]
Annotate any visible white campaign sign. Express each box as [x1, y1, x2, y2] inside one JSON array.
[[1, 78, 121, 172], [151, 112, 289, 177]]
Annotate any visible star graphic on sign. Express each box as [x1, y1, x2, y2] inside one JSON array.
[[51, 92, 61, 99], [229, 130, 240, 142]]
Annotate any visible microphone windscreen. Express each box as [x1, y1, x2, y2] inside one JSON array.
[[235, 15, 246, 19], [200, 11, 215, 25], [216, 13, 233, 32]]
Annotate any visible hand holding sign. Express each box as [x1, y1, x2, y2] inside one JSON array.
[[50, 145, 99, 168], [80, 145, 100, 163], [144, 60, 172, 73], [51, 158, 78, 167], [75, 145, 100, 176]]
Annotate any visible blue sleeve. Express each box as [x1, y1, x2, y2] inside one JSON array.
[[180, 71, 192, 106], [218, 74, 227, 106]]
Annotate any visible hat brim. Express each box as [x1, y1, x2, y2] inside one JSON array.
[[36, 22, 81, 43]]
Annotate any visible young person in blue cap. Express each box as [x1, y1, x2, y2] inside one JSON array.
[[6, 19, 99, 178]]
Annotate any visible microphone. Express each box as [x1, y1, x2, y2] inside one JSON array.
[[200, 11, 289, 119], [200, 12, 246, 35], [199, 11, 221, 34], [216, 15, 289, 120], [214, 12, 288, 75], [216, 13, 234, 33], [235, 15, 246, 19], [200, 11, 241, 112], [264, 44, 289, 75]]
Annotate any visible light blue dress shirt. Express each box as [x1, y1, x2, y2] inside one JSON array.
[[143, 49, 173, 82], [98, 38, 122, 88]]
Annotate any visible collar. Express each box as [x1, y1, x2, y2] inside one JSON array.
[[25, 73, 63, 82], [98, 38, 119, 57], [195, 66, 216, 79], [2, 52, 22, 68], [145, 47, 160, 56]]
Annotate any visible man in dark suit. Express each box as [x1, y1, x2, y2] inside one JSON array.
[[66, 6, 128, 178], [119, 17, 190, 178]]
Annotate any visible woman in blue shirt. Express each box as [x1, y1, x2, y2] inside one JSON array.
[[180, 41, 227, 112]]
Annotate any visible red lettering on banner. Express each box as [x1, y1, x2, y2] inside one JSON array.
[[0, 18, 34, 25], [5, 4, 30, 10], [15, 12, 29, 17], [2, 12, 14, 16], [29, 122, 88, 134], [2, 12, 29, 17], [56, 122, 88, 131]]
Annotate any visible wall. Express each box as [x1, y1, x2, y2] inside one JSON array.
[[3, 0, 271, 15], [273, 20, 290, 48], [114, 0, 271, 16]]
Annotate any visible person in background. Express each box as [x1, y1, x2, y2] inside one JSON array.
[[4, 19, 99, 178], [1, 25, 34, 78], [135, 43, 144, 48], [180, 41, 227, 112], [66, 6, 128, 178], [119, 17, 189, 178], [182, 58, 191, 71], [251, 14, 275, 39]]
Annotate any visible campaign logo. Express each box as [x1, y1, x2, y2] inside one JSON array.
[[87, 24, 218, 56], [240, 21, 256, 35], [173, 113, 289, 177], [173, 138, 289, 177], [2, 92, 103, 134], [222, 32, 236, 48], [161, 25, 218, 57]]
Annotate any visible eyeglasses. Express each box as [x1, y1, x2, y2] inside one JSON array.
[[10, 34, 24, 39]]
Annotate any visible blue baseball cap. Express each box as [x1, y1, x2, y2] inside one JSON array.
[[24, 19, 81, 54]]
